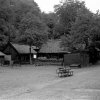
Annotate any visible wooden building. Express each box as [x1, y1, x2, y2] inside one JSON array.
[[39, 39, 70, 59], [3, 42, 37, 64]]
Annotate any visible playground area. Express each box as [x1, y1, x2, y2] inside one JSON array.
[[0, 65, 100, 100]]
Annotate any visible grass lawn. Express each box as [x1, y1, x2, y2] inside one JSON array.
[[0, 65, 100, 100]]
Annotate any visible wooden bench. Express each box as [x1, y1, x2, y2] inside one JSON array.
[[56, 67, 73, 77], [69, 64, 81, 68]]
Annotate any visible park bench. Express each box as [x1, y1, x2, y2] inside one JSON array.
[[56, 67, 73, 77], [69, 64, 81, 68]]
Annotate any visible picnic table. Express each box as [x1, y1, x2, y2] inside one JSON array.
[[56, 67, 73, 77]]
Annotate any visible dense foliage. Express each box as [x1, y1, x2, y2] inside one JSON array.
[[1, 0, 100, 55], [54, 0, 100, 50], [0, 0, 48, 48], [53, 0, 100, 64]]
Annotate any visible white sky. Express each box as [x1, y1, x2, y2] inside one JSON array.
[[84, 0, 100, 13], [35, 0, 100, 13], [35, 0, 61, 13]]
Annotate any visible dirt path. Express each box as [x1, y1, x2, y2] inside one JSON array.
[[0, 65, 100, 100]]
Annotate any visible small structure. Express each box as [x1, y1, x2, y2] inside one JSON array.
[[64, 50, 89, 67], [3, 42, 37, 64], [0, 51, 5, 65]]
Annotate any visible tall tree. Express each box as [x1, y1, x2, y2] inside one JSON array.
[[15, 9, 48, 47], [70, 8, 100, 49], [0, 0, 48, 50], [0, 0, 16, 46], [55, 0, 100, 50], [42, 12, 58, 39], [70, 7, 93, 48], [54, 0, 85, 36]]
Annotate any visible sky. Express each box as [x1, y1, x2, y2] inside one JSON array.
[[35, 0, 61, 13], [35, 0, 100, 13], [84, 0, 100, 13]]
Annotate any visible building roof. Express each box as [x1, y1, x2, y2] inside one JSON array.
[[39, 39, 69, 53], [0, 51, 5, 56], [11, 43, 37, 54]]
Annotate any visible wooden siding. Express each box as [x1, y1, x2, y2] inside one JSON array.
[[64, 52, 89, 66]]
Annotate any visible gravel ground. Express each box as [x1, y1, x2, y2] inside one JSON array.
[[0, 65, 100, 100]]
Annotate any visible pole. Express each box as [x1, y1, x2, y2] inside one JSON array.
[[29, 44, 32, 64]]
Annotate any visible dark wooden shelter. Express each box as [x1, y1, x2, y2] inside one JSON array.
[[3, 42, 37, 64], [64, 50, 89, 67]]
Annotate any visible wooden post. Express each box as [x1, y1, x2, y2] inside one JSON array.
[[29, 45, 32, 64]]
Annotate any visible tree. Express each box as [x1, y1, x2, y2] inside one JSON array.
[[57, 0, 100, 64], [1, 0, 47, 48], [16, 11, 48, 47], [70, 7, 93, 48], [42, 12, 58, 39], [10, 0, 48, 64], [0, 0, 16, 45], [0, 0, 48, 57], [70, 7, 100, 49], [54, 0, 86, 36]]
